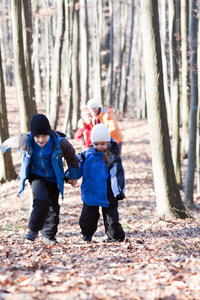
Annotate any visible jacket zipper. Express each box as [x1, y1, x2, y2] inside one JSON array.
[[40, 147, 49, 178]]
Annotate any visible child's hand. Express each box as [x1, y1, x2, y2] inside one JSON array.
[[68, 179, 77, 187]]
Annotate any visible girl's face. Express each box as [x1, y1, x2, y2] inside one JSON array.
[[91, 107, 99, 116], [93, 141, 110, 152], [34, 135, 50, 147]]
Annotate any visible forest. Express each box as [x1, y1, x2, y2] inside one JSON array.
[[0, 0, 200, 299]]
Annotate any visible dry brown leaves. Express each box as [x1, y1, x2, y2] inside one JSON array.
[[0, 88, 200, 299]]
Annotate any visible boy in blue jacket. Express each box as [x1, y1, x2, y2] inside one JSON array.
[[68, 123, 125, 242], [0, 114, 78, 244]]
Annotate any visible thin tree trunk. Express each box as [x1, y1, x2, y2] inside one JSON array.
[[33, 0, 42, 105], [72, 0, 80, 130], [11, 0, 31, 132], [118, 0, 128, 112], [185, 0, 198, 205], [181, 0, 190, 159], [123, 0, 134, 113], [22, 0, 36, 115], [93, 0, 102, 105], [49, 0, 65, 129], [160, 0, 171, 123], [169, 0, 182, 187], [0, 48, 17, 182], [80, 0, 89, 106], [62, 0, 74, 136]]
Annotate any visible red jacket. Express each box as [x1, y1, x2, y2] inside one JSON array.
[[75, 120, 93, 149]]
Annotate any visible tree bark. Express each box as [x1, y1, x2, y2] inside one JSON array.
[[11, 0, 31, 132], [33, 0, 42, 105], [49, 0, 65, 129], [185, 0, 198, 205], [0, 48, 17, 182], [169, 0, 182, 187], [141, 0, 188, 219], [180, 0, 190, 159], [80, 0, 89, 106], [22, 0, 36, 115], [72, 0, 80, 130]]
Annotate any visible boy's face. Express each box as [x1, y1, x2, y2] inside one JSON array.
[[93, 141, 110, 152], [34, 135, 50, 147]]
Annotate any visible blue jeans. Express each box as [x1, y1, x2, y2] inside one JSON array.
[[28, 174, 60, 239]]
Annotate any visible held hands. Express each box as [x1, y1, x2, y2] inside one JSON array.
[[68, 179, 77, 187]]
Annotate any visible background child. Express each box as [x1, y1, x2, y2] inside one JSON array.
[[87, 98, 124, 154], [75, 106, 93, 149], [69, 123, 125, 242], [0, 114, 79, 244]]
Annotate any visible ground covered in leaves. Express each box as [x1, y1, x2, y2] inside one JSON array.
[[0, 88, 200, 299]]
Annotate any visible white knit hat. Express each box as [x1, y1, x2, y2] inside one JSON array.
[[87, 98, 99, 110], [91, 124, 111, 143]]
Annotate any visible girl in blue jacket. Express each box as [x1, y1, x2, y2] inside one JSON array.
[[0, 114, 79, 245], [68, 123, 125, 242]]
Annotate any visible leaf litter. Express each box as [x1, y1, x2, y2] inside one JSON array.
[[0, 88, 200, 299]]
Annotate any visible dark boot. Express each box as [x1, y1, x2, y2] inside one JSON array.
[[25, 230, 38, 241]]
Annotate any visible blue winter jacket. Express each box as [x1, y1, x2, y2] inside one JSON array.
[[0, 130, 79, 199], [76, 142, 125, 207]]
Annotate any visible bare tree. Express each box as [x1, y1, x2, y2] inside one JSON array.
[[141, 0, 188, 219], [181, 0, 190, 159], [185, 0, 198, 206], [0, 47, 17, 182], [49, 0, 65, 129], [80, 0, 89, 106], [22, 0, 36, 115], [72, 0, 80, 130], [11, 0, 31, 132], [169, 0, 182, 187], [33, 0, 42, 105]]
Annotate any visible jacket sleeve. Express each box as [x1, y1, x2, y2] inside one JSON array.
[[0, 133, 28, 153], [64, 151, 85, 180], [109, 158, 125, 200], [60, 138, 79, 179], [74, 127, 84, 140]]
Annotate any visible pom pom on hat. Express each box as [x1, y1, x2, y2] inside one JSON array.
[[91, 124, 111, 143], [87, 98, 99, 110], [30, 114, 51, 137]]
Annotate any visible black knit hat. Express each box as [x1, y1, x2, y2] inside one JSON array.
[[30, 114, 51, 137]]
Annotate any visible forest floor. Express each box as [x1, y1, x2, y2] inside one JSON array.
[[0, 88, 200, 300]]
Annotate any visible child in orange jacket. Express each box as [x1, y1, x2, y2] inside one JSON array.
[[87, 99, 124, 154]]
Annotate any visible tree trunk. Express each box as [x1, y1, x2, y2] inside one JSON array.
[[22, 0, 36, 115], [33, 0, 42, 105], [49, 0, 65, 129], [169, 0, 182, 187], [72, 0, 80, 131], [93, 0, 102, 105], [185, 0, 198, 205], [141, 0, 188, 219], [62, 0, 74, 136], [80, 0, 89, 106], [159, 0, 171, 123], [197, 12, 200, 194], [123, 0, 134, 113], [180, 0, 190, 159], [11, 0, 31, 132], [0, 48, 17, 182], [118, 0, 128, 112]]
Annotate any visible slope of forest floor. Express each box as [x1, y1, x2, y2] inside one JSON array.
[[0, 88, 200, 300]]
